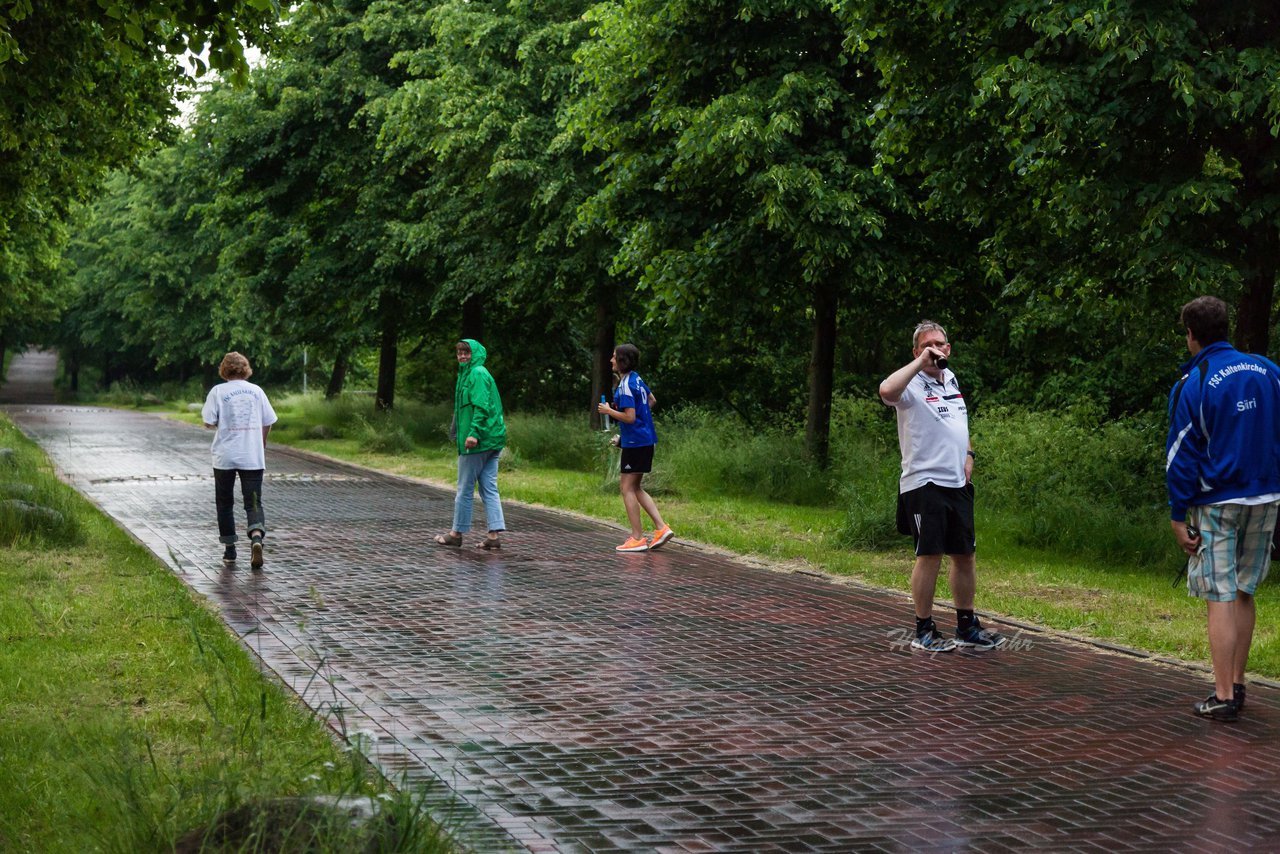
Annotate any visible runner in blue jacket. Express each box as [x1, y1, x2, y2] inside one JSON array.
[[1165, 296, 1280, 721]]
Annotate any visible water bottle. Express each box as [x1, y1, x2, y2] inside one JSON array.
[[600, 394, 610, 429]]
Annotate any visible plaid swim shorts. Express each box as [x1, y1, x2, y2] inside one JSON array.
[[1185, 501, 1280, 601]]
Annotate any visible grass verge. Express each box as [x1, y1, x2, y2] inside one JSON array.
[[0, 416, 454, 852]]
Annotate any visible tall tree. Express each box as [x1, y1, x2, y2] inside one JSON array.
[[366, 0, 622, 416], [0, 0, 279, 344], [57, 141, 233, 389], [199, 0, 422, 408], [847, 0, 1280, 410], [571, 0, 925, 460]]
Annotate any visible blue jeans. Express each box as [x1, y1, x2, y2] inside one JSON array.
[[214, 468, 265, 544], [453, 450, 505, 533]]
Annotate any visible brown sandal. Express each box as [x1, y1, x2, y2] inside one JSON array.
[[435, 532, 463, 547], [477, 537, 502, 551]]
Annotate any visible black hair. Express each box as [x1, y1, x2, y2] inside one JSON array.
[[1180, 296, 1229, 346], [614, 343, 640, 373]]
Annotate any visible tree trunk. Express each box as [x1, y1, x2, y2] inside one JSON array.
[[461, 293, 485, 342], [589, 283, 619, 429], [325, 351, 349, 400], [804, 280, 839, 465], [375, 303, 400, 412], [1234, 222, 1278, 356], [68, 350, 80, 392]]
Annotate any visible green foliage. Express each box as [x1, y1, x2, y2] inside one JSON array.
[[0, 414, 454, 851], [974, 404, 1168, 563], [56, 146, 236, 386], [661, 407, 833, 505], [94, 378, 203, 409], [506, 413, 600, 472], [571, 0, 937, 451], [364, 0, 619, 411], [844, 0, 1280, 408], [0, 0, 281, 348], [90, 676, 454, 854], [181, 8, 416, 409], [269, 393, 452, 453], [829, 397, 901, 549], [43, 0, 1280, 478], [354, 417, 416, 455], [276, 392, 375, 441]]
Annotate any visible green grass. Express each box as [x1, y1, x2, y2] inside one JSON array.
[[0, 417, 454, 852]]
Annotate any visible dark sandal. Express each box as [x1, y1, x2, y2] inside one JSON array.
[[478, 537, 502, 551], [435, 533, 463, 547]]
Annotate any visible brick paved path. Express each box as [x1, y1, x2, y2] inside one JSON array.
[[0, 350, 57, 404], [6, 365, 1280, 850]]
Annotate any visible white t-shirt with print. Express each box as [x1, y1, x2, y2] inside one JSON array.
[[202, 380, 278, 470], [885, 369, 969, 492]]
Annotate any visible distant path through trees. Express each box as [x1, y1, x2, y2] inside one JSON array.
[[0, 350, 57, 404]]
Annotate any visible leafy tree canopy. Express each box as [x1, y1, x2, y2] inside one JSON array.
[[0, 0, 281, 339], [844, 0, 1280, 411]]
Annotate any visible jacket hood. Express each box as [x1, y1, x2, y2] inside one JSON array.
[[459, 338, 488, 371]]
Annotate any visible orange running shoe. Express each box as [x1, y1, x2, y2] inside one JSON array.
[[649, 525, 674, 550], [615, 536, 649, 552]]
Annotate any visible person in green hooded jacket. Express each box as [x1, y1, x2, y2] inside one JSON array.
[[435, 339, 507, 549]]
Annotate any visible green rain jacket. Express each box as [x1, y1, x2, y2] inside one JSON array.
[[454, 338, 506, 455]]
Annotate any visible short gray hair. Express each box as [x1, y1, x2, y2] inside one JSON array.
[[912, 320, 947, 349]]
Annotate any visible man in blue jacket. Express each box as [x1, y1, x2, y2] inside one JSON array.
[[1166, 295, 1280, 721]]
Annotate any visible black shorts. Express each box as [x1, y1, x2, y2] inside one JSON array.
[[896, 482, 976, 556], [620, 444, 655, 474]]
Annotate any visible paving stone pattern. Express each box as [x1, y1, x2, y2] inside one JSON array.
[[7, 398, 1280, 852], [0, 350, 56, 404]]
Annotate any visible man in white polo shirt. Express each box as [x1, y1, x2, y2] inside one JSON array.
[[202, 351, 278, 569], [879, 320, 1004, 653]]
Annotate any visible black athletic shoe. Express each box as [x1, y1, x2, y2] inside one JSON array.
[[1193, 693, 1239, 722], [910, 622, 957, 653], [222, 545, 237, 563], [1234, 683, 1246, 711], [250, 536, 264, 569], [955, 623, 1007, 650]]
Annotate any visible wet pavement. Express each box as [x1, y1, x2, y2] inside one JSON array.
[[0, 349, 57, 404], [5, 350, 1280, 852]]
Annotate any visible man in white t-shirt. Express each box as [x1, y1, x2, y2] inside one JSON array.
[[879, 321, 1005, 653], [202, 351, 278, 569]]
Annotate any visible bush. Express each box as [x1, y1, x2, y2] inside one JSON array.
[[831, 397, 902, 549], [824, 396, 1172, 563], [506, 413, 599, 472], [353, 414, 416, 455], [391, 400, 453, 447], [973, 404, 1168, 562], [999, 497, 1170, 566], [660, 406, 833, 505], [273, 394, 452, 451], [97, 377, 205, 409]]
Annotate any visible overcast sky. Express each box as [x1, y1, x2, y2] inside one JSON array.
[[174, 45, 264, 126]]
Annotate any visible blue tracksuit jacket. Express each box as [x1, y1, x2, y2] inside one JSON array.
[[1166, 340, 1280, 521]]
